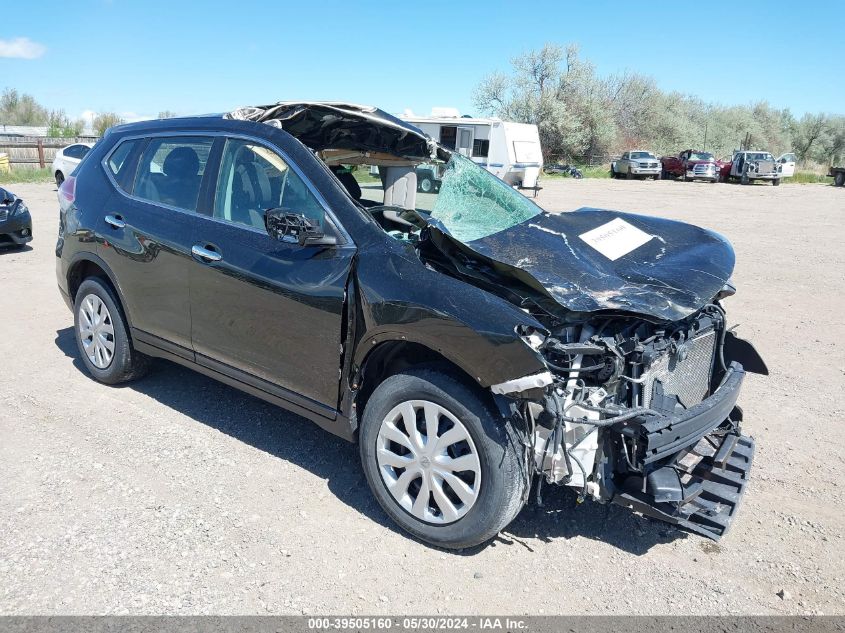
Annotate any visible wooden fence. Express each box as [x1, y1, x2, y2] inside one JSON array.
[[0, 136, 99, 170]]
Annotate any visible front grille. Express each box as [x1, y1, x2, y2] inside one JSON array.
[[638, 161, 658, 168], [755, 160, 776, 174], [0, 209, 7, 222], [642, 329, 717, 410], [693, 164, 714, 175]]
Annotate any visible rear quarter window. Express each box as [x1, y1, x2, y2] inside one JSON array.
[[105, 139, 143, 193]]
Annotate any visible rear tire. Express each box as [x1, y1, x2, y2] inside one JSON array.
[[359, 369, 528, 549], [55, 171, 64, 187], [773, 178, 781, 186], [835, 172, 845, 187], [73, 277, 150, 384]]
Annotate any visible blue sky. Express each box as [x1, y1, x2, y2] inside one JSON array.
[[2, 0, 842, 123]]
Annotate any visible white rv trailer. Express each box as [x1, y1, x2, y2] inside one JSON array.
[[399, 108, 543, 189]]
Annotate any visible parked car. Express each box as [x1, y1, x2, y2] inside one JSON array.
[[829, 166, 845, 187], [0, 186, 33, 249], [777, 152, 797, 178], [56, 103, 766, 548], [726, 151, 783, 185], [661, 150, 718, 182], [51, 142, 93, 186], [611, 151, 661, 179]]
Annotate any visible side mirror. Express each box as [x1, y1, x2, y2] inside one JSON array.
[[264, 208, 336, 246]]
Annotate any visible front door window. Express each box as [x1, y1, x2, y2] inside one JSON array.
[[213, 138, 326, 231]]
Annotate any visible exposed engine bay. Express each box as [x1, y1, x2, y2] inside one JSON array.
[[501, 302, 764, 539], [230, 101, 767, 540]]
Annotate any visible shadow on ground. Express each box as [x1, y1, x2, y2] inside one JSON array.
[[0, 245, 33, 255], [55, 326, 683, 556]]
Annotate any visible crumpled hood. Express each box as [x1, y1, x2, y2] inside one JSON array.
[[0, 186, 17, 207], [438, 208, 735, 323]]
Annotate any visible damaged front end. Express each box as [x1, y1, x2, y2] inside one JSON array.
[[493, 303, 766, 540]]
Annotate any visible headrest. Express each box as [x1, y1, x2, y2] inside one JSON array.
[[163, 147, 200, 178]]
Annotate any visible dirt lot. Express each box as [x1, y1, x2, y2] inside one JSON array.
[[1, 178, 843, 615]]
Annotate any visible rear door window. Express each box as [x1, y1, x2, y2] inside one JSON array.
[[133, 137, 214, 212]]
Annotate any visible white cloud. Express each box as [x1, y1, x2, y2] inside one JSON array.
[[0, 37, 46, 59]]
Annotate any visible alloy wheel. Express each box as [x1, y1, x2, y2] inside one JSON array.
[[78, 293, 116, 369], [376, 400, 481, 525]]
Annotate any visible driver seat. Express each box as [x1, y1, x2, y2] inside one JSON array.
[[380, 166, 418, 228]]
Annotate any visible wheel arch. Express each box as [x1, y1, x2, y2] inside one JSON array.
[[352, 339, 506, 437], [66, 253, 133, 329]]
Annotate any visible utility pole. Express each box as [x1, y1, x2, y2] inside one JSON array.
[[703, 123, 708, 152]]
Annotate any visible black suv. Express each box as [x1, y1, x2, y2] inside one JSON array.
[[56, 102, 766, 548]]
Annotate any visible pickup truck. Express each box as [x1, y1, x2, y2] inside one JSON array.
[[611, 151, 661, 179], [661, 150, 719, 182], [726, 151, 782, 185]]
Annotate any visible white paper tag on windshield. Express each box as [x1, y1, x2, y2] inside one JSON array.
[[578, 218, 653, 261]]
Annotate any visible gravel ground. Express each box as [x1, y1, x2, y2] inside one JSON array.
[[0, 178, 843, 615]]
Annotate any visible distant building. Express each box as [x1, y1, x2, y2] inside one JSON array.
[[0, 124, 98, 138]]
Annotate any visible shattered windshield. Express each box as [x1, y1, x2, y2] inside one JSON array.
[[689, 152, 713, 161], [430, 154, 541, 242]]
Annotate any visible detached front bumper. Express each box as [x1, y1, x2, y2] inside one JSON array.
[[612, 362, 755, 539]]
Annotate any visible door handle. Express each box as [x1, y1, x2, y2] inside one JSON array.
[[104, 214, 125, 229], [192, 244, 222, 262]]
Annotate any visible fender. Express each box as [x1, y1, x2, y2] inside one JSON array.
[[63, 251, 135, 329], [352, 325, 546, 389]]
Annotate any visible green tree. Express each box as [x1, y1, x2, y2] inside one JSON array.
[[93, 112, 124, 136], [471, 42, 838, 168], [47, 109, 84, 138], [473, 44, 586, 161], [157, 110, 177, 119], [0, 88, 49, 125]]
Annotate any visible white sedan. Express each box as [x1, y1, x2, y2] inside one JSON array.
[[51, 143, 93, 186]]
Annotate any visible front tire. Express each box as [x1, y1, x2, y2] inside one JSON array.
[[835, 172, 845, 187], [73, 277, 150, 384], [773, 178, 781, 186], [359, 369, 527, 549]]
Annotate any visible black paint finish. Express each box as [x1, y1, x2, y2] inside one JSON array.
[[55, 114, 742, 442], [460, 209, 735, 323]]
